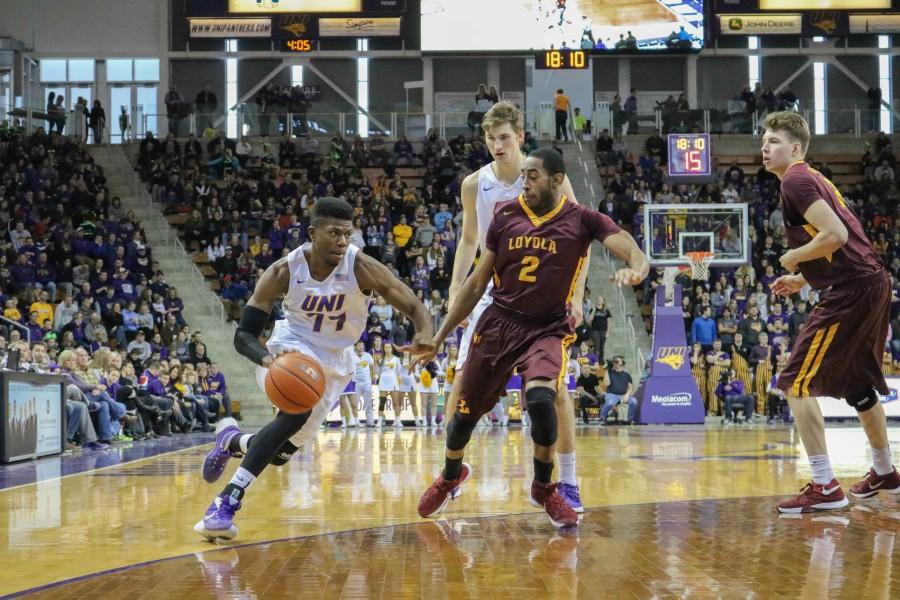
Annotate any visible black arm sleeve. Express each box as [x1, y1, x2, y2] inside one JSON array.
[[234, 305, 271, 366]]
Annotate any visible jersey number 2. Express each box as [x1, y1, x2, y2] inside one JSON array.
[[518, 256, 539, 283], [307, 312, 346, 332]]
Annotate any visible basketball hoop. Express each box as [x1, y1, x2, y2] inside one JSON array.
[[685, 251, 714, 281]]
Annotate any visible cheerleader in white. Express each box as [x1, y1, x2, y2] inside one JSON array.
[[351, 341, 377, 426], [438, 346, 459, 428], [377, 342, 405, 428], [398, 351, 423, 426], [416, 360, 441, 428]]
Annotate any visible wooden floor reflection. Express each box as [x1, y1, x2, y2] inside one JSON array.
[[3, 425, 900, 598]]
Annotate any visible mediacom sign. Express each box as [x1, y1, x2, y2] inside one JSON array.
[[719, 14, 802, 35]]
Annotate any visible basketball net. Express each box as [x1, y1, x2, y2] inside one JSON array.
[[662, 252, 713, 306]]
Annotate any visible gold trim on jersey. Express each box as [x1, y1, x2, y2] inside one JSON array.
[[557, 333, 577, 389], [517, 194, 567, 228], [792, 323, 840, 397], [565, 255, 587, 305]]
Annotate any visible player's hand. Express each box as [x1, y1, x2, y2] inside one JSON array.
[[260, 354, 276, 368], [398, 334, 441, 370], [771, 273, 805, 297], [610, 268, 644, 287], [779, 250, 801, 274]]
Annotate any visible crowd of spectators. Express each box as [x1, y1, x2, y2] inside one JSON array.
[[0, 123, 234, 450]]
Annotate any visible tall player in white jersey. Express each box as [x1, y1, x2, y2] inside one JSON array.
[[446, 101, 589, 512], [194, 198, 433, 542]]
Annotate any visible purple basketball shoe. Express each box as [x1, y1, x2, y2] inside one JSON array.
[[557, 482, 584, 513], [201, 417, 242, 483], [193, 494, 241, 542]]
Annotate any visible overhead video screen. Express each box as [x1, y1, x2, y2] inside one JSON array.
[[229, 0, 362, 12], [421, 0, 704, 52], [760, 0, 889, 8]]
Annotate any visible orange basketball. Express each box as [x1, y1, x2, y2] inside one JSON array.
[[264, 353, 327, 414]]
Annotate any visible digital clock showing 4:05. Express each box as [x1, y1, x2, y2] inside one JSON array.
[[667, 133, 712, 178]]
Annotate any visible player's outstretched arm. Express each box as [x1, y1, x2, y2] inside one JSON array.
[[448, 173, 480, 310], [233, 257, 289, 367], [435, 248, 495, 344], [780, 200, 848, 273], [602, 231, 650, 287], [355, 252, 433, 346]]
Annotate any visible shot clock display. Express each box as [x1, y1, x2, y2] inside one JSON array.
[[667, 134, 712, 178], [534, 49, 588, 70], [281, 39, 313, 52]]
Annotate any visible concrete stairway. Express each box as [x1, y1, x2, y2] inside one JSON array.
[[560, 139, 651, 370], [87, 145, 272, 429]]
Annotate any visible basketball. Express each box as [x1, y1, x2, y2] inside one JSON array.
[[264, 353, 326, 414]]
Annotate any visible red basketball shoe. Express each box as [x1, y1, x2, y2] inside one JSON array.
[[531, 481, 579, 528], [418, 463, 471, 518], [849, 468, 900, 499], [777, 479, 849, 514]]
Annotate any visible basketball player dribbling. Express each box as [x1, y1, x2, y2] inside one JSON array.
[[762, 112, 900, 513], [446, 101, 591, 512], [194, 198, 433, 541], [409, 148, 648, 528]]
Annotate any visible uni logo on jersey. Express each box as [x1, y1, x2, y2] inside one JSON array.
[[656, 347, 688, 370], [300, 294, 346, 313]]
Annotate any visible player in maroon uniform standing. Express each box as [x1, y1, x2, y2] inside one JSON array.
[[763, 112, 900, 513], [405, 148, 648, 528]]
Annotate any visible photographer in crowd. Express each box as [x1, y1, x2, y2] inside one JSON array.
[[716, 367, 755, 425]]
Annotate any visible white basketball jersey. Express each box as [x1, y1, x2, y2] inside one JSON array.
[[281, 243, 370, 357], [476, 163, 524, 252]]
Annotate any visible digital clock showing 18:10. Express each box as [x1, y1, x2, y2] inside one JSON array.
[[667, 133, 712, 178], [534, 49, 588, 70]]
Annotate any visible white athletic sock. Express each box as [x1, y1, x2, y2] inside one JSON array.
[[228, 467, 256, 491], [238, 434, 252, 454], [557, 452, 577, 485], [809, 454, 835, 485], [872, 445, 894, 476]]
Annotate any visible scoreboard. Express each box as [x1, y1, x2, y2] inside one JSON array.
[[667, 134, 713, 180]]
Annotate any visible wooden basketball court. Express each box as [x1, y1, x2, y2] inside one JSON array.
[[2, 425, 899, 598]]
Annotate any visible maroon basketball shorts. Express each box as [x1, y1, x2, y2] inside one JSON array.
[[777, 270, 891, 399], [455, 304, 576, 419]]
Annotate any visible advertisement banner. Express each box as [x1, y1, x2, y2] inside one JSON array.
[[319, 17, 401, 37], [719, 14, 803, 35], [819, 376, 900, 419], [4, 380, 62, 462], [189, 18, 271, 37], [850, 14, 900, 34]]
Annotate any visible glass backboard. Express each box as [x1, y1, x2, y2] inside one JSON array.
[[643, 203, 749, 267]]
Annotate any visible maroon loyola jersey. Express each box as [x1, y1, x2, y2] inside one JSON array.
[[485, 195, 621, 321], [780, 161, 882, 289]]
